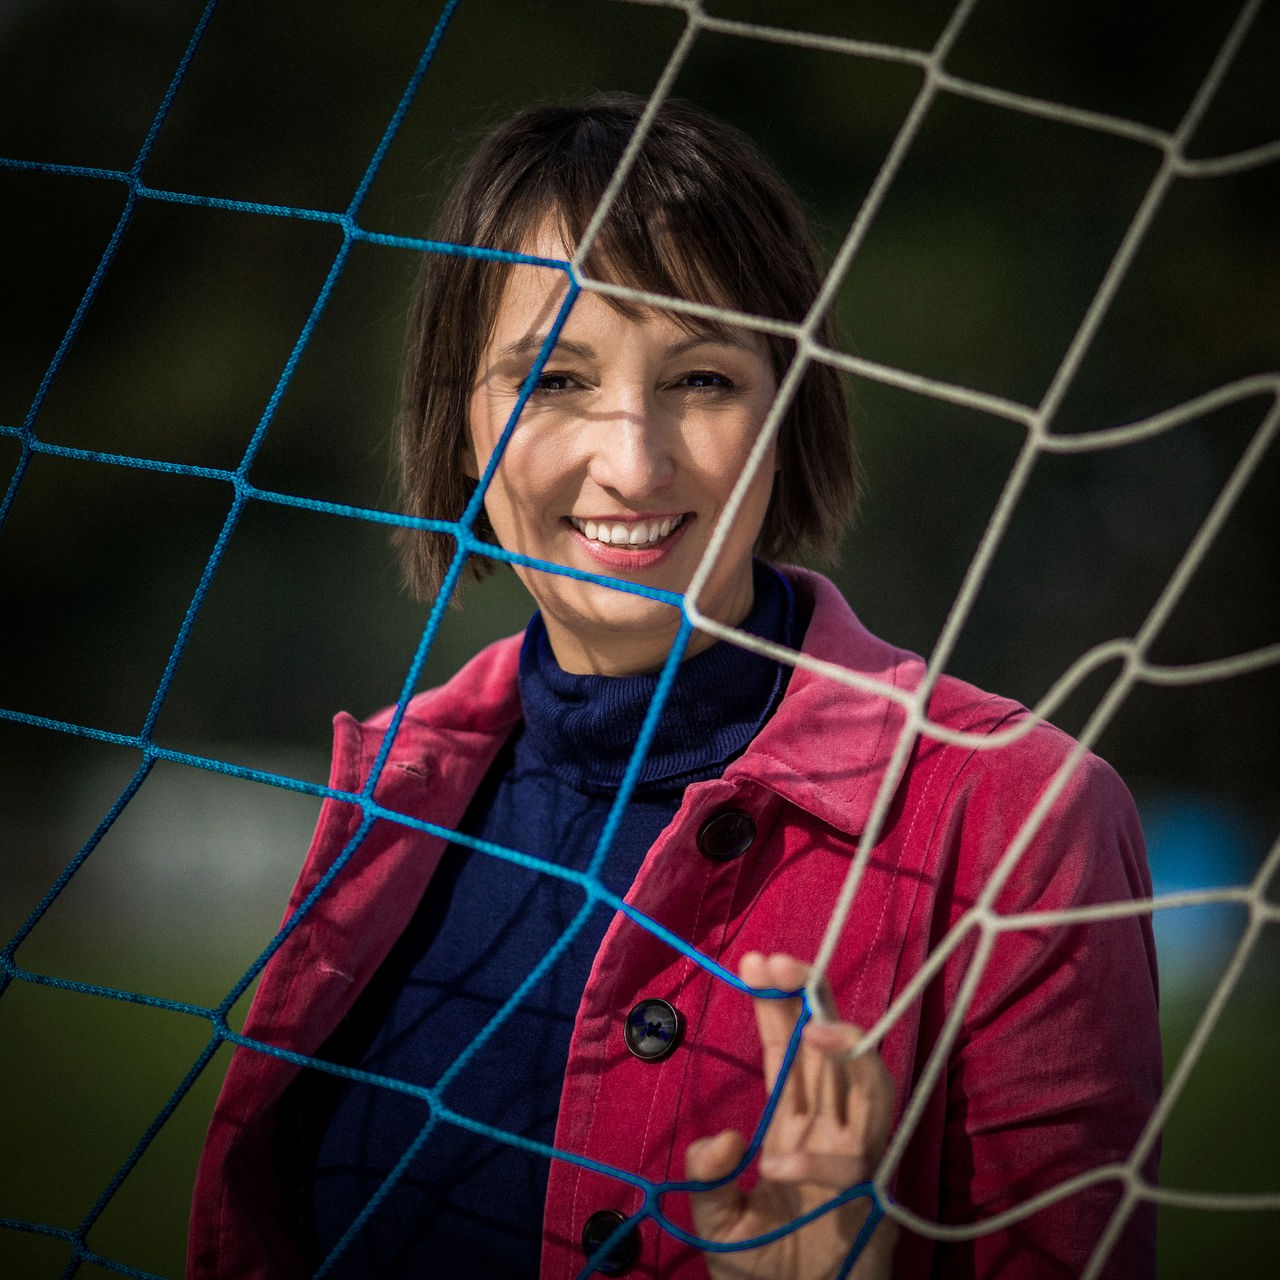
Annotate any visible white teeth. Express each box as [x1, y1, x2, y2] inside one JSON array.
[[571, 515, 684, 547]]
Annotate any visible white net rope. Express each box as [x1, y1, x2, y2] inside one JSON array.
[[582, 0, 1280, 1274]]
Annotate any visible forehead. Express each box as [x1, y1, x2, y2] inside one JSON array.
[[486, 256, 573, 346], [483, 218, 746, 354], [484, 278, 761, 369]]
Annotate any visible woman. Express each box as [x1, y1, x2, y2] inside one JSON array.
[[189, 95, 1160, 1279]]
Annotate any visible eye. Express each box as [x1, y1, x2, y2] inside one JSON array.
[[534, 371, 578, 393], [679, 370, 735, 390]]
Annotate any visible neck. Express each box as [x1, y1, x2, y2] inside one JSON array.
[[541, 570, 758, 676], [516, 563, 799, 794], [542, 615, 730, 676]]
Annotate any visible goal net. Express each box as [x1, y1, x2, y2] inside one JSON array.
[[1, 1, 1276, 1277]]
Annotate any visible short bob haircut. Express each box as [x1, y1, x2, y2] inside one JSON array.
[[395, 92, 858, 602]]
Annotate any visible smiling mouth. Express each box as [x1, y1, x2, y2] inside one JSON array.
[[569, 514, 687, 547]]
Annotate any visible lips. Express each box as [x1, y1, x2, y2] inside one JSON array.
[[569, 514, 686, 548]]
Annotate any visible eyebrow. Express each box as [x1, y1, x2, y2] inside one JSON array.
[[497, 335, 596, 360], [495, 328, 759, 361]]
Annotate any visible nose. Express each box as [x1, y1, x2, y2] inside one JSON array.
[[586, 390, 675, 499]]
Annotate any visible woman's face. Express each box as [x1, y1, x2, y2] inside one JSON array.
[[466, 230, 778, 676]]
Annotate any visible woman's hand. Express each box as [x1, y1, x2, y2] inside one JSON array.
[[685, 952, 897, 1280]]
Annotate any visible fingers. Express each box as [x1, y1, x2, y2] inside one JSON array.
[[802, 1019, 895, 1158], [743, 950, 848, 1114], [798, 1018, 895, 1176], [813, 1023, 850, 1128], [757, 1147, 875, 1191], [686, 1127, 748, 1183], [741, 951, 808, 1099], [688, 957, 896, 1280], [743, 952, 895, 1174], [686, 1128, 750, 1239]]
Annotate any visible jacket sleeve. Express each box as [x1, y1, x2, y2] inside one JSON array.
[[186, 712, 367, 1280], [909, 736, 1161, 1279]]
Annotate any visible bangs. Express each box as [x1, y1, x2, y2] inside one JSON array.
[[482, 108, 811, 339], [556, 190, 737, 324]]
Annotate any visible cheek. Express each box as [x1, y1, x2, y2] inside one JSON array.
[[696, 418, 775, 507], [722, 438, 778, 550], [503, 426, 581, 494], [479, 434, 571, 544]]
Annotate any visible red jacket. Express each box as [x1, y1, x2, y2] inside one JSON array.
[[189, 569, 1159, 1278]]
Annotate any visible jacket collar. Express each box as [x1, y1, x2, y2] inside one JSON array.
[[378, 569, 923, 841], [723, 568, 925, 838], [368, 633, 524, 809]]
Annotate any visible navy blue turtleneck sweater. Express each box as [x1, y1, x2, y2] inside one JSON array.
[[305, 563, 800, 1277]]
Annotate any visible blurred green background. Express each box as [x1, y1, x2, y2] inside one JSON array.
[[1, 0, 1276, 1276]]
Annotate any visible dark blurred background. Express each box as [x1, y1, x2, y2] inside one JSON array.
[[1, 1, 1276, 1276]]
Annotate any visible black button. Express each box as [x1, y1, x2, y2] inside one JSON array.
[[581, 1209, 639, 1274], [624, 998, 681, 1061], [697, 808, 756, 861]]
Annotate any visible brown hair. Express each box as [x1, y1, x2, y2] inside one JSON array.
[[394, 92, 858, 601]]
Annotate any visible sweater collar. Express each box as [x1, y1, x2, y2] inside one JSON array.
[[383, 567, 929, 840], [517, 561, 800, 795]]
